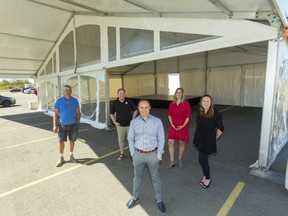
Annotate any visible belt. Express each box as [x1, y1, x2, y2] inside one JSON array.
[[135, 147, 158, 154]]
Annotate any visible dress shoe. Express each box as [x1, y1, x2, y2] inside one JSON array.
[[166, 161, 176, 169]]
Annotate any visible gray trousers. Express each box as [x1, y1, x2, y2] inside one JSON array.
[[132, 151, 162, 202]]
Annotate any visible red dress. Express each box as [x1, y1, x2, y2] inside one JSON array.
[[168, 101, 191, 141]]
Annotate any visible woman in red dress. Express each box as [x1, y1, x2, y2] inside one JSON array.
[[167, 88, 191, 168]]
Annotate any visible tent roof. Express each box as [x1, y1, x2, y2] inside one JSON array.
[[0, 0, 282, 78]]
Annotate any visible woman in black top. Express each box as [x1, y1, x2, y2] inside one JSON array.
[[193, 94, 224, 188]]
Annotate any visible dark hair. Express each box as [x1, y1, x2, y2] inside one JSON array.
[[117, 88, 126, 94], [63, 85, 72, 90], [199, 94, 214, 118], [138, 99, 151, 107]]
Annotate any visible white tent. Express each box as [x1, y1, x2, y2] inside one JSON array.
[[1, 0, 288, 177]]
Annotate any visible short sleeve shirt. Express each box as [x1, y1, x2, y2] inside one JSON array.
[[110, 98, 137, 126], [54, 97, 80, 125]]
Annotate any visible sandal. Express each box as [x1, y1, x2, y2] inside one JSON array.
[[117, 153, 124, 161], [200, 180, 211, 189]]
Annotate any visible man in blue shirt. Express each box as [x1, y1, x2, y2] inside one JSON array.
[[126, 100, 166, 214], [53, 85, 81, 167]]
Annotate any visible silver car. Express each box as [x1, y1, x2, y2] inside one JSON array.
[[0, 95, 16, 107]]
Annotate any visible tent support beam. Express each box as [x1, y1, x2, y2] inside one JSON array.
[[208, 0, 233, 17]]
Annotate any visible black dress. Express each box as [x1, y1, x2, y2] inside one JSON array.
[[193, 109, 224, 155]]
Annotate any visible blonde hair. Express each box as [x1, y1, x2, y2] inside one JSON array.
[[173, 87, 185, 103], [199, 94, 214, 118]]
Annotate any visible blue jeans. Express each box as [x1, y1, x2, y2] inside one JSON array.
[[132, 151, 162, 202]]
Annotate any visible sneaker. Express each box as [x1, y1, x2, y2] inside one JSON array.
[[117, 153, 124, 161], [56, 157, 65, 167], [126, 197, 139, 209], [69, 154, 77, 163], [157, 201, 166, 214]]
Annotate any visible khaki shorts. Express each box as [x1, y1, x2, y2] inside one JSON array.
[[116, 126, 129, 143]]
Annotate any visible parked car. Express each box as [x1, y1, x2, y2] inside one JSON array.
[[10, 88, 22, 93], [30, 89, 38, 95], [22, 87, 34, 93], [24, 88, 36, 94], [0, 95, 16, 107]]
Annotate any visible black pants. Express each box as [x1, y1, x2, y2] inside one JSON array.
[[198, 151, 210, 179]]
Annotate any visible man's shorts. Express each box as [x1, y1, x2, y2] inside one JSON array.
[[116, 126, 129, 143], [58, 124, 78, 142]]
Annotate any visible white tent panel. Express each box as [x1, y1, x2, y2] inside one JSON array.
[[125, 61, 155, 75], [0, 0, 17, 33], [138, 74, 155, 95], [243, 63, 266, 107], [124, 74, 155, 97], [156, 73, 168, 95], [1, 0, 71, 41], [179, 53, 206, 71], [77, 0, 148, 13], [180, 70, 206, 96], [221, 0, 273, 11], [0, 70, 36, 76], [208, 66, 242, 105], [0, 37, 53, 60], [139, 0, 219, 12], [109, 78, 122, 98], [0, 58, 42, 70], [29, 0, 91, 13], [157, 57, 178, 73], [208, 49, 267, 67]]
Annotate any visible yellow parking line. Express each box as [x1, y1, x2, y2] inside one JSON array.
[[216, 181, 245, 216], [0, 147, 127, 199], [0, 122, 51, 132], [220, 106, 235, 113], [0, 114, 45, 122], [0, 129, 89, 151], [0, 136, 55, 150]]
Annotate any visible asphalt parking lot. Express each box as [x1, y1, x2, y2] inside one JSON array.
[[0, 91, 287, 216]]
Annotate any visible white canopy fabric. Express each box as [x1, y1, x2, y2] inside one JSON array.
[[0, 0, 284, 78]]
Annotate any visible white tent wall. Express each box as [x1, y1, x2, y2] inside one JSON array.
[[207, 66, 242, 105], [123, 74, 155, 97], [157, 73, 169, 95], [109, 77, 122, 98], [243, 63, 266, 107], [122, 50, 267, 107], [180, 70, 206, 96], [208, 49, 267, 67]]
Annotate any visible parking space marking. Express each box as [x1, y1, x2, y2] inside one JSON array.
[[0, 129, 89, 151], [220, 106, 235, 113], [0, 114, 46, 122], [216, 181, 245, 216], [0, 122, 51, 132], [0, 147, 126, 199], [0, 136, 55, 151]]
